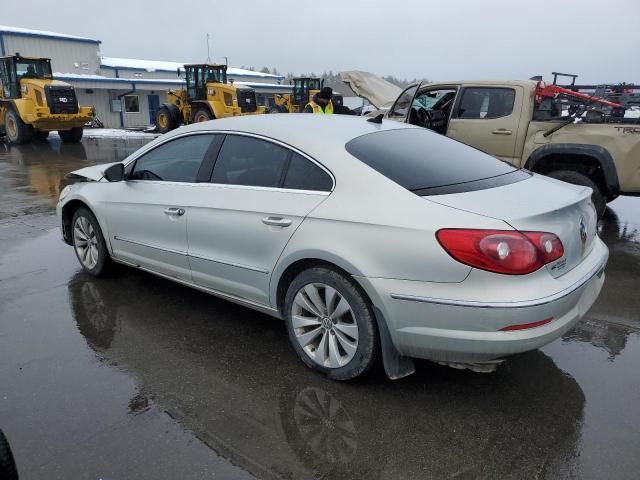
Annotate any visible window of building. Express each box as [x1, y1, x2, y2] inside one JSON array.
[[124, 95, 140, 113], [455, 87, 515, 119], [130, 134, 214, 182], [211, 135, 289, 188]]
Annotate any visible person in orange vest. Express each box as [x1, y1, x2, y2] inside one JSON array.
[[303, 87, 335, 114]]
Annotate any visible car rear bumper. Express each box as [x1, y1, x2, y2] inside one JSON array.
[[357, 237, 608, 363]]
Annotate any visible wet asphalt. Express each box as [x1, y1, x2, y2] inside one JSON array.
[[0, 136, 639, 480]]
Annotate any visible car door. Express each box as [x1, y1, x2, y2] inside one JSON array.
[[386, 83, 421, 123], [186, 133, 333, 306], [446, 85, 524, 161], [103, 133, 218, 281]]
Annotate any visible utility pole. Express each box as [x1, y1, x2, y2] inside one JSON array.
[[206, 33, 212, 63]]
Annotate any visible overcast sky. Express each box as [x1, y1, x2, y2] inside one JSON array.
[[3, 0, 639, 83]]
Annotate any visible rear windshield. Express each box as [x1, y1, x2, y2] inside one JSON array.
[[345, 128, 526, 195]]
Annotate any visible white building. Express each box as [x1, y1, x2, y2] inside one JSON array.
[[0, 25, 292, 128]]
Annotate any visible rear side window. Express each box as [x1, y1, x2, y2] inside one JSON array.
[[455, 87, 515, 119], [345, 128, 525, 195], [212, 135, 289, 188], [130, 134, 213, 182], [283, 153, 332, 192]]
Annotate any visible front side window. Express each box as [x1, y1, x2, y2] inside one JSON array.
[[124, 95, 140, 113], [388, 84, 418, 120], [212, 135, 289, 188], [455, 87, 515, 119], [130, 134, 213, 182]]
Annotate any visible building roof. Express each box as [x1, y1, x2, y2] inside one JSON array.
[[53, 72, 293, 91], [100, 56, 284, 80], [0, 25, 100, 44]]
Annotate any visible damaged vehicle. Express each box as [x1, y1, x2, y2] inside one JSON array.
[[57, 115, 607, 380], [341, 71, 640, 217]]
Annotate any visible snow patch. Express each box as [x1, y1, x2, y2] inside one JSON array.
[[0, 25, 99, 43]]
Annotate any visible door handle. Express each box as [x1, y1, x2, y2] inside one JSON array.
[[262, 216, 292, 227], [164, 207, 185, 216], [492, 128, 512, 135]]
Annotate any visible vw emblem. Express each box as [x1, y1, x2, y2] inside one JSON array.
[[579, 216, 587, 244]]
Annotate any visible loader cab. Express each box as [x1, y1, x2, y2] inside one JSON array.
[[184, 64, 228, 102], [0, 55, 53, 99], [292, 77, 322, 107]]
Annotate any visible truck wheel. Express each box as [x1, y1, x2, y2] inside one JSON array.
[[193, 108, 213, 123], [59, 127, 83, 144], [268, 105, 287, 114], [155, 106, 177, 134], [547, 170, 606, 219], [0, 429, 19, 480], [4, 109, 33, 144], [34, 130, 50, 141]]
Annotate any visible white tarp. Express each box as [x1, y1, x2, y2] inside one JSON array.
[[339, 71, 402, 109]]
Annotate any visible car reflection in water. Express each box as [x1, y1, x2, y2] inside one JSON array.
[[563, 206, 640, 359], [68, 269, 586, 479]]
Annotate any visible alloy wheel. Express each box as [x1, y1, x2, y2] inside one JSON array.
[[73, 216, 99, 270], [291, 283, 359, 368]]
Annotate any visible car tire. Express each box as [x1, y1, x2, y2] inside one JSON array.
[[547, 170, 606, 219], [193, 108, 213, 123], [4, 108, 33, 144], [71, 207, 112, 276], [59, 127, 83, 144], [155, 106, 177, 134], [0, 429, 19, 480], [284, 267, 380, 380]]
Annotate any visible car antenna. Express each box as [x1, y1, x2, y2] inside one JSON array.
[[367, 114, 384, 124]]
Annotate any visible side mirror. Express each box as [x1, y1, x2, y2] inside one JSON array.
[[104, 163, 125, 182]]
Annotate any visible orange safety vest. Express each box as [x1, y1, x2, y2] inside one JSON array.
[[307, 100, 334, 114]]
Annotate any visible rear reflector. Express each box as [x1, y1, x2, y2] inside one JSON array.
[[500, 317, 553, 331]]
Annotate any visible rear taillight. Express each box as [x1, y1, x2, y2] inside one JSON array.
[[436, 229, 564, 275]]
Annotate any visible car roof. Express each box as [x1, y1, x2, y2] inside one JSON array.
[[166, 114, 417, 166]]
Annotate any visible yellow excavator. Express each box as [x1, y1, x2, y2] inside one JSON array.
[[0, 54, 94, 144], [155, 63, 265, 133], [269, 77, 344, 113]]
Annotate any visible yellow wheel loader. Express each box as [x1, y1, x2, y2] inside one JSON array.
[[0, 55, 94, 144], [155, 64, 265, 134], [268, 77, 344, 113]]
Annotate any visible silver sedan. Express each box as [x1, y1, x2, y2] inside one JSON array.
[[56, 114, 608, 380]]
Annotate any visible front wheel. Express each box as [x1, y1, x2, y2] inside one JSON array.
[[547, 170, 606, 219], [59, 127, 83, 144], [284, 267, 380, 380], [71, 207, 111, 276], [155, 106, 177, 134], [4, 109, 33, 144], [268, 105, 287, 114]]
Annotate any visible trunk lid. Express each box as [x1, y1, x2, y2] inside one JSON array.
[[427, 174, 598, 277]]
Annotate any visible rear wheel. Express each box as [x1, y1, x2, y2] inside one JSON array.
[[72, 207, 111, 276], [269, 105, 287, 114], [59, 127, 83, 144], [193, 108, 213, 123], [284, 267, 379, 380], [155, 106, 177, 134], [4, 109, 33, 144], [547, 170, 606, 219]]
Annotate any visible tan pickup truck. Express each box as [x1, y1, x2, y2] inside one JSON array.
[[341, 72, 640, 217]]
